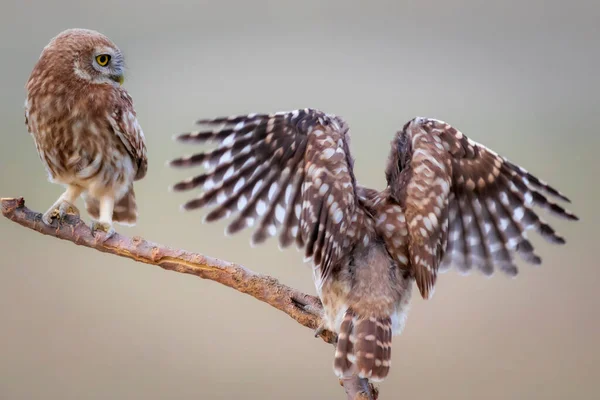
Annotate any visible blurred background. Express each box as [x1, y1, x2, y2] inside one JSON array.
[[0, 0, 598, 399]]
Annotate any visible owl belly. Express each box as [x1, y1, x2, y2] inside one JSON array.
[[318, 277, 413, 336], [31, 114, 135, 201], [315, 241, 414, 336]]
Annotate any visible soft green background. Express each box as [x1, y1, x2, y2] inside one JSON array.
[[0, 1, 597, 399]]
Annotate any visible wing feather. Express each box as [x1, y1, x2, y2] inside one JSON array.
[[170, 108, 363, 280], [109, 90, 148, 180], [387, 117, 577, 299]]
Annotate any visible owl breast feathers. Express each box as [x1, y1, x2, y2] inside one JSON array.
[[170, 108, 577, 381], [25, 29, 147, 235]]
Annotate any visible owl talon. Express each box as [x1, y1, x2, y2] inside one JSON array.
[[41, 208, 60, 225], [58, 201, 79, 220], [91, 221, 115, 241], [300, 305, 327, 338], [313, 323, 326, 338], [42, 200, 79, 225]]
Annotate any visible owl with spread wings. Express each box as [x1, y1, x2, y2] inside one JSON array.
[[170, 108, 577, 382]]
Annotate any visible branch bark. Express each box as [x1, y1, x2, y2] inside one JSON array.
[[1, 197, 378, 399]]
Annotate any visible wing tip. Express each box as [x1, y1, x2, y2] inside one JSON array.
[[166, 158, 185, 168], [181, 198, 204, 211], [170, 180, 193, 192], [558, 193, 572, 203], [565, 211, 579, 221], [173, 132, 197, 142], [416, 275, 437, 300], [546, 185, 572, 203]]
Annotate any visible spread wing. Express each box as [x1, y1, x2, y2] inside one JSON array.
[[170, 108, 364, 280], [109, 90, 148, 180], [387, 117, 578, 299]]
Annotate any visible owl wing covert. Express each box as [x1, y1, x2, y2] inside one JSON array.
[[109, 91, 148, 180], [387, 117, 578, 299], [170, 108, 362, 280]]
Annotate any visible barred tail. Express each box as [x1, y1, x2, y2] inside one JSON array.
[[333, 310, 392, 382]]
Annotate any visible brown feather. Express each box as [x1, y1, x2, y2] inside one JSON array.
[[170, 109, 577, 384], [25, 29, 147, 229]]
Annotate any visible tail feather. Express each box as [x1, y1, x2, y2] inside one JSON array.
[[333, 310, 392, 382], [333, 311, 355, 376], [84, 186, 138, 226], [372, 316, 392, 379]]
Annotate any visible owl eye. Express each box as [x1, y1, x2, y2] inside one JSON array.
[[95, 54, 111, 67]]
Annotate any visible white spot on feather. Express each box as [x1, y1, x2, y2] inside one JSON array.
[[234, 178, 246, 193], [513, 207, 525, 220], [319, 183, 329, 196], [217, 191, 228, 204], [423, 217, 433, 232], [256, 200, 267, 216], [285, 185, 292, 204], [268, 183, 278, 200], [219, 150, 233, 164], [333, 209, 343, 224], [251, 179, 263, 197], [223, 133, 235, 146], [237, 196, 248, 210], [322, 148, 335, 159], [275, 204, 286, 223], [223, 166, 235, 180]]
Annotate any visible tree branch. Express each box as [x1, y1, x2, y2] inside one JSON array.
[[1, 197, 377, 399], [340, 377, 379, 400]]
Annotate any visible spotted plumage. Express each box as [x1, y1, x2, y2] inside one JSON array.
[[25, 29, 147, 237], [170, 108, 577, 382]]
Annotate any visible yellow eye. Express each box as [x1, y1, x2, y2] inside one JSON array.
[[95, 54, 111, 66]]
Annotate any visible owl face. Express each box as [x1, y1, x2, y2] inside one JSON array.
[[85, 44, 125, 85], [44, 29, 125, 87]]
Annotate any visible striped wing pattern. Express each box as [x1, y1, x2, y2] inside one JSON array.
[[170, 108, 362, 280], [387, 117, 578, 298]]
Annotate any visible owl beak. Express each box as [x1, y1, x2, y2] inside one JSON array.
[[110, 74, 124, 86]]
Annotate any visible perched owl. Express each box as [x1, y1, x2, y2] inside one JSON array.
[[25, 29, 147, 238], [169, 109, 577, 382]]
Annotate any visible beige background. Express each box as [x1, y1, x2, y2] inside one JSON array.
[[0, 1, 598, 399]]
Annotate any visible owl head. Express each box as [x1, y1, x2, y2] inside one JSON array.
[[41, 28, 126, 87]]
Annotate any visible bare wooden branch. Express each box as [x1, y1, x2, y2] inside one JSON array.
[[1, 197, 378, 399], [1, 197, 330, 340]]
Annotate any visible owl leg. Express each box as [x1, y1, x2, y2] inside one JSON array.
[[301, 303, 328, 338], [41, 185, 82, 225], [308, 309, 328, 338], [290, 295, 329, 338], [91, 196, 116, 240]]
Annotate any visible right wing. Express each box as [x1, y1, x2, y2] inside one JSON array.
[[386, 117, 578, 299], [170, 108, 364, 280]]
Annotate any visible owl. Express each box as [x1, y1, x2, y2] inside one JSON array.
[[169, 109, 577, 382], [25, 29, 147, 238]]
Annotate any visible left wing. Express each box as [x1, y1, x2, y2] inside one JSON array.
[[386, 117, 578, 299], [109, 90, 148, 180], [169, 108, 366, 281]]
